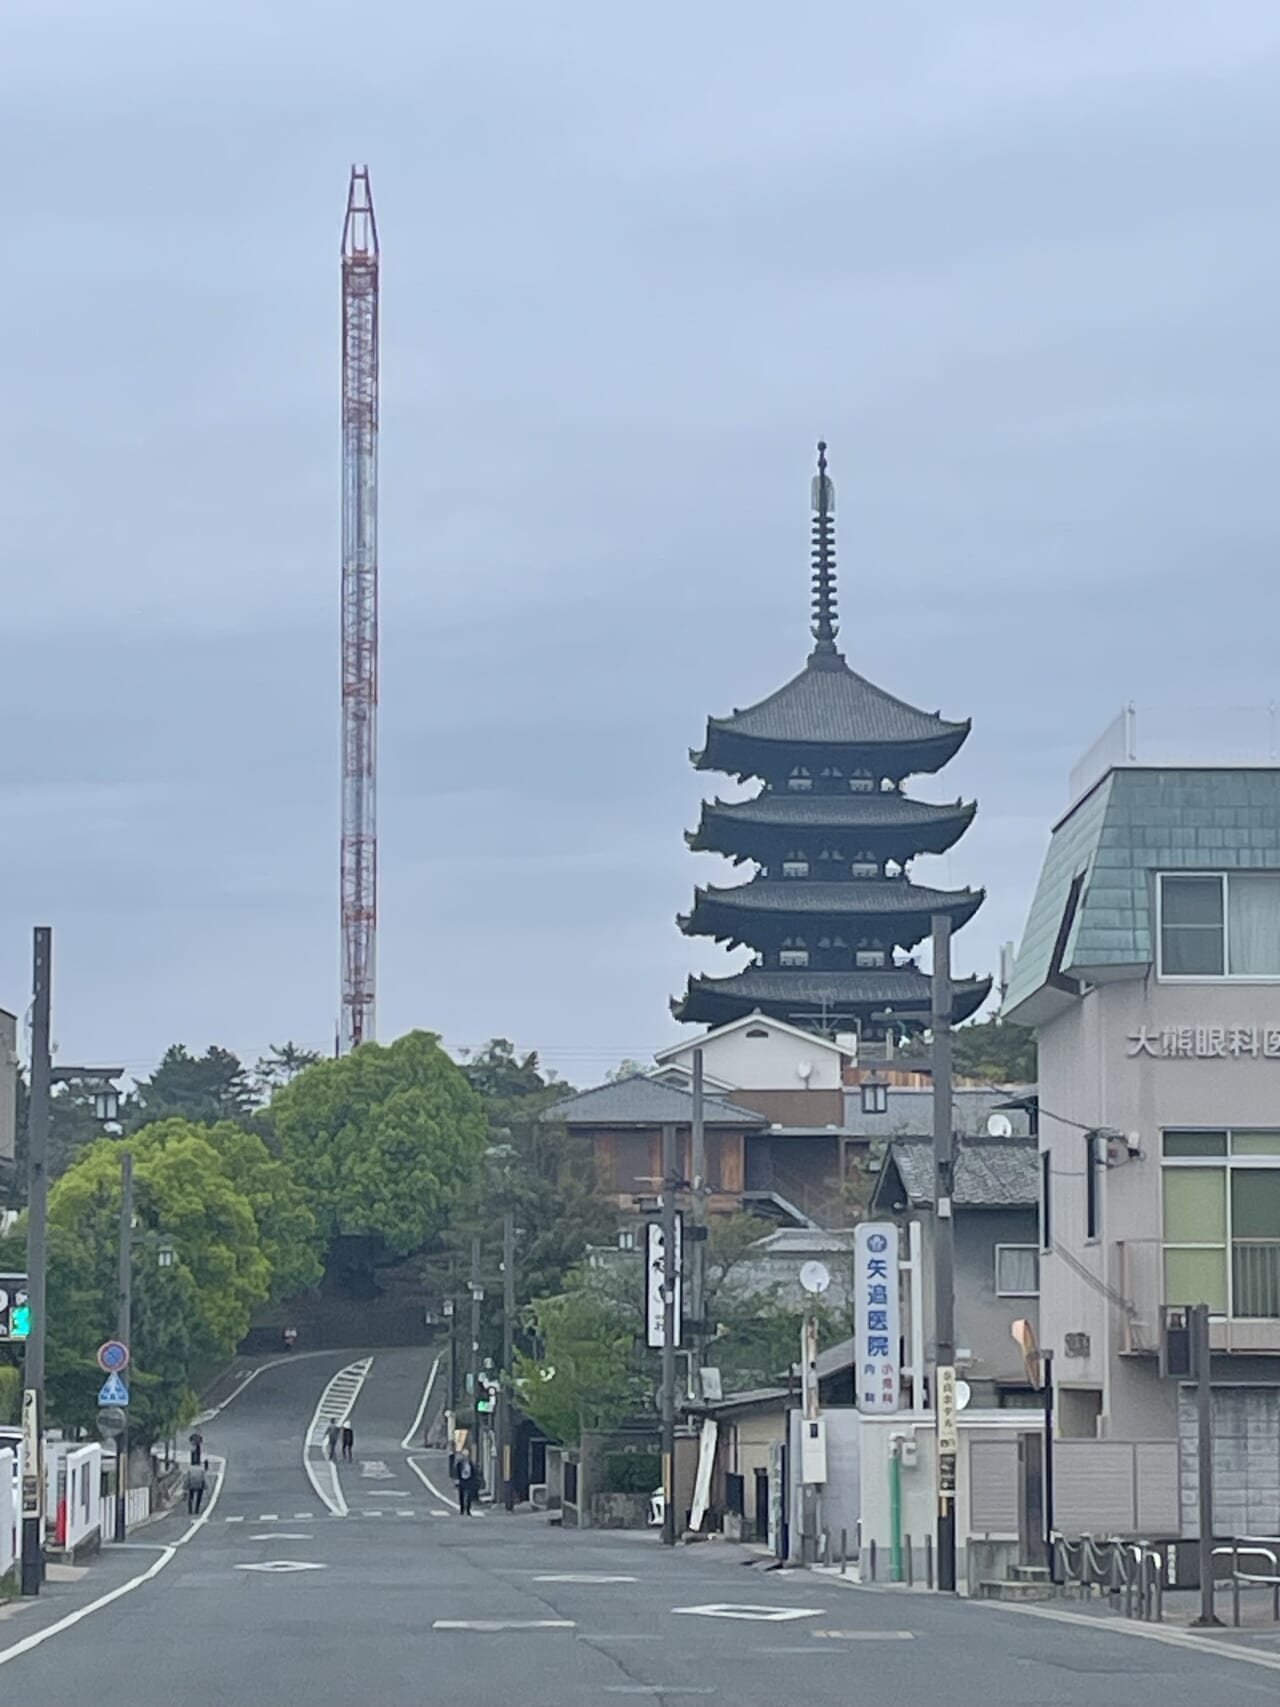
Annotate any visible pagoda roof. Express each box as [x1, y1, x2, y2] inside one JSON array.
[[690, 791, 976, 838], [672, 966, 992, 1028], [694, 654, 970, 777], [681, 878, 983, 931]]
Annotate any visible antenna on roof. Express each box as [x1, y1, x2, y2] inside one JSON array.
[[809, 441, 841, 663]]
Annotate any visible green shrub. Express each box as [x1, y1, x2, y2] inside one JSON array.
[[603, 1449, 660, 1493], [0, 1367, 19, 1427]]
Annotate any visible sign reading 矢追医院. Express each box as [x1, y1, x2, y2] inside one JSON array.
[[854, 1222, 899, 1414]]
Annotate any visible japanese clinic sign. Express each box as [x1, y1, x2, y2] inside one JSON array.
[[854, 1222, 900, 1414]]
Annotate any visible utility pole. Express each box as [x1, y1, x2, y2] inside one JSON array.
[[468, 1235, 482, 1446], [115, 1151, 133, 1543], [660, 1121, 678, 1547], [689, 1048, 707, 1393], [931, 913, 957, 1594], [1191, 1304, 1222, 1625], [20, 927, 51, 1597], [501, 1210, 515, 1511]]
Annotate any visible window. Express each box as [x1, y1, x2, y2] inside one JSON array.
[[1041, 1151, 1052, 1251], [861, 1080, 888, 1115], [851, 852, 879, 879], [849, 771, 874, 794], [1163, 1129, 1280, 1317], [1158, 872, 1280, 978], [995, 1245, 1040, 1297], [745, 1026, 769, 1039], [856, 948, 887, 968], [1085, 1130, 1101, 1241], [779, 948, 810, 968], [787, 767, 812, 793], [781, 854, 810, 878]]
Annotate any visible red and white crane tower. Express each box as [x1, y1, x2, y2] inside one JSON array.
[[339, 166, 379, 1053]]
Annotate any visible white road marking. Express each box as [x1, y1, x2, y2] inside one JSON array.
[[235, 1560, 327, 1574], [401, 1353, 441, 1449], [302, 1357, 372, 1517], [361, 1510, 384, 1518], [810, 1630, 914, 1640], [259, 1514, 279, 1521], [536, 1574, 639, 1584], [0, 1454, 226, 1670], [432, 1620, 575, 1632], [360, 1460, 395, 1479], [395, 1510, 415, 1517], [225, 1515, 245, 1524], [252, 1533, 313, 1541], [672, 1604, 825, 1623], [293, 1512, 315, 1519], [365, 1489, 407, 1497], [431, 1508, 450, 1517], [604, 1690, 714, 1697]]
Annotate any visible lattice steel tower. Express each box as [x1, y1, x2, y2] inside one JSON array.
[[340, 166, 379, 1052]]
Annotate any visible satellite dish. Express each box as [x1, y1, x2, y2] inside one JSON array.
[[956, 1379, 973, 1411], [986, 1112, 1014, 1137], [796, 1060, 813, 1083], [799, 1261, 831, 1295]]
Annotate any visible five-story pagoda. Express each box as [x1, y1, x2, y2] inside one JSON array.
[[673, 444, 990, 1039]]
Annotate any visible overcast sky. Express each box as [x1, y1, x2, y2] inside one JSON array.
[[5, 3, 1280, 1087]]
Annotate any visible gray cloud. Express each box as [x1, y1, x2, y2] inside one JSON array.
[[5, 2, 1280, 1083]]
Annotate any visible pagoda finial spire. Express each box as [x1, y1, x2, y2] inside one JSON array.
[[809, 440, 841, 665]]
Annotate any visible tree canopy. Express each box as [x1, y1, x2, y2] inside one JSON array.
[[514, 1260, 647, 1445], [127, 1044, 257, 1131], [951, 1017, 1036, 1085], [271, 1030, 487, 1262]]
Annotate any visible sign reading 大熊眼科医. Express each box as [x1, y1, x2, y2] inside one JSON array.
[[854, 1222, 900, 1414], [1128, 1025, 1280, 1061]]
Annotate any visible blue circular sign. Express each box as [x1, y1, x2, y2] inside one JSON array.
[[97, 1340, 129, 1373]]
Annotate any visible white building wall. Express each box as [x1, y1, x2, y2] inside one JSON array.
[[659, 1023, 845, 1092]]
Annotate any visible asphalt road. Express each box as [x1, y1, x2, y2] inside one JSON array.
[[2, 1348, 1276, 1704]]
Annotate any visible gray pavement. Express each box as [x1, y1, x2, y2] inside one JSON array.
[[3, 1348, 1277, 1702]]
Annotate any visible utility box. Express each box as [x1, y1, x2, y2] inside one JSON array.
[[1160, 1307, 1193, 1380], [799, 1416, 828, 1485]]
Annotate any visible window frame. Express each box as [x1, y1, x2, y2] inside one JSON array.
[[1157, 871, 1280, 982], [1162, 1127, 1280, 1318], [994, 1243, 1041, 1298]]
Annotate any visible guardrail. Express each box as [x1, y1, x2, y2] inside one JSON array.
[[1215, 1539, 1280, 1627], [1055, 1535, 1165, 1621]]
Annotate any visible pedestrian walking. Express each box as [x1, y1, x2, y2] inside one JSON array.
[[453, 1449, 477, 1516], [183, 1460, 208, 1515], [325, 1421, 341, 1461], [188, 1428, 205, 1466], [341, 1423, 354, 1463]]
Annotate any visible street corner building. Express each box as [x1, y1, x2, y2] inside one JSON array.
[[672, 442, 991, 1041], [1006, 752, 1280, 1538]]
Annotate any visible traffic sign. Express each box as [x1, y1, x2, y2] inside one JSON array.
[[98, 1372, 130, 1407], [96, 1406, 126, 1439], [97, 1340, 130, 1374], [0, 1273, 31, 1342]]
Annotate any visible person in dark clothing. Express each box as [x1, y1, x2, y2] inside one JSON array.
[[341, 1423, 354, 1463], [454, 1450, 477, 1515], [189, 1429, 205, 1466], [325, 1421, 341, 1461], [184, 1461, 208, 1515]]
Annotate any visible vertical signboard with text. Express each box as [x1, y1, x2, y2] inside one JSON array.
[[854, 1223, 900, 1413], [644, 1216, 683, 1350]]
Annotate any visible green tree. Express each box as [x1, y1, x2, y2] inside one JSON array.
[[127, 1044, 256, 1130], [452, 1039, 612, 1310], [701, 1214, 843, 1392], [253, 1042, 324, 1099], [271, 1030, 487, 1270], [514, 1260, 647, 1445], [10, 1070, 116, 1199], [952, 1017, 1036, 1085]]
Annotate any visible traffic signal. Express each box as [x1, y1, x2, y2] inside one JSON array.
[[476, 1380, 495, 1415], [0, 1275, 30, 1342]]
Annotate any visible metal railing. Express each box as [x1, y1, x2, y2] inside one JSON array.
[[1233, 1243, 1280, 1318], [1215, 1539, 1280, 1627], [1055, 1535, 1165, 1621]]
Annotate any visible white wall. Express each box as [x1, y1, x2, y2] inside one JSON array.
[[661, 1023, 845, 1092], [47, 1443, 102, 1551], [0, 1450, 15, 1582]]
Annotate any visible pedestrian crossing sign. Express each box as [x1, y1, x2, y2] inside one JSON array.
[[98, 1372, 129, 1406]]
